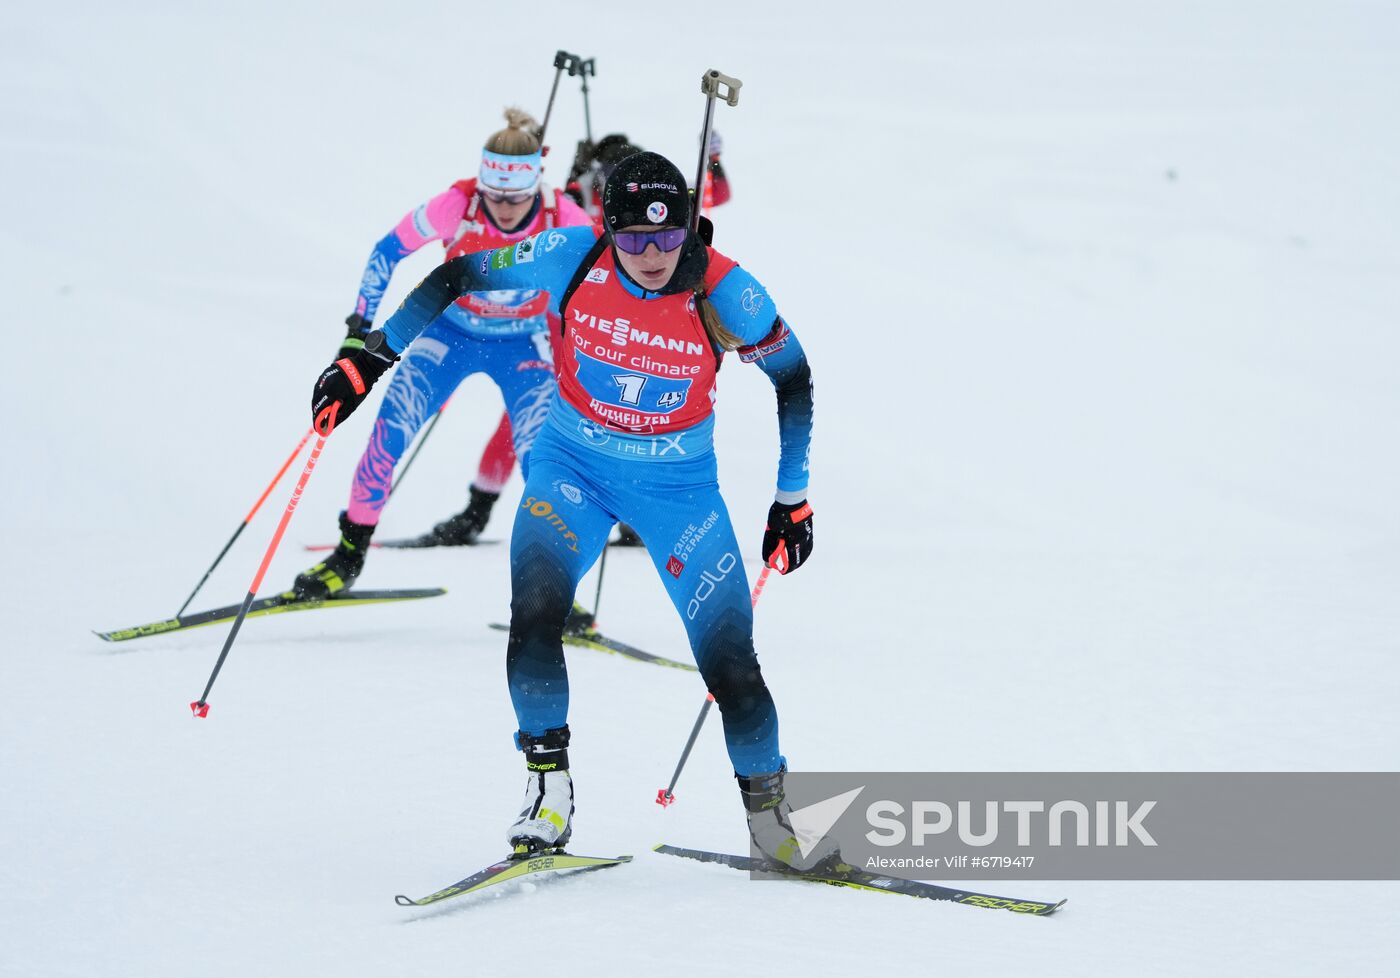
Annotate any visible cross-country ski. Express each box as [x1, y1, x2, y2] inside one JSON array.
[[654, 845, 1066, 915], [487, 621, 698, 671], [94, 588, 447, 642], [394, 851, 631, 908]]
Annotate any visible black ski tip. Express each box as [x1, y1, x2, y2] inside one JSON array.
[[92, 630, 114, 642], [393, 894, 417, 907]]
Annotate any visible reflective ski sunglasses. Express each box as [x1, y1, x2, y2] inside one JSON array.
[[612, 227, 688, 255], [480, 185, 538, 205]]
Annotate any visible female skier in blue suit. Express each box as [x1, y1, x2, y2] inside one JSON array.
[[310, 152, 824, 868]]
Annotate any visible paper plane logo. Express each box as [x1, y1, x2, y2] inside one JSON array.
[[788, 786, 863, 859]]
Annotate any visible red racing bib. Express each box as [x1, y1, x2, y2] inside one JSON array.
[[558, 245, 737, 433], [443, 178, 563, 322]]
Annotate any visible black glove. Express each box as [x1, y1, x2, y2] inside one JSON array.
[[311, 339, 396, 430], [761, 500, 813, 574], [337, 313, 372, 359]]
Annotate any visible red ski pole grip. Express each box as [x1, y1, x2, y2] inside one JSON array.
[[314, 401, 341, 437]]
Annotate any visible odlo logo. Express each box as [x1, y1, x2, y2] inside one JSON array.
[[686, 552, 735, 619]]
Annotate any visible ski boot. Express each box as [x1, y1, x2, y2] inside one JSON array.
[[739, 767, 844, 873], [507, 727, 575, 855], [421, 485, 499, 546], [290, 511, 373, 599], [563, 601, 599, 639]]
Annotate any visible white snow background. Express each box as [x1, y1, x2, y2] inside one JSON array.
[[2, 1, 1397, 975]]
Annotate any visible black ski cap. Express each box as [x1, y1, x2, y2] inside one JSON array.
[[602, 151, 690, 231]]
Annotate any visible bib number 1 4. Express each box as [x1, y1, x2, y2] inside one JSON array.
[[614, 374, 683, 409], [575, 350, 693, 414]]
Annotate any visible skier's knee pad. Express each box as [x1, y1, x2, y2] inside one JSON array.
[[705, 656, 769, 715], [509, 541, 575, 639], [696, 609, 768, 717]]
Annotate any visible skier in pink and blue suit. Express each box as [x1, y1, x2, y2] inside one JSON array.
[[292, 108, 592, 599]]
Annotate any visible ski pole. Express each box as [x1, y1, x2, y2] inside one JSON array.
[[655, 694, 713, 808], [385, 398, 449, 502], [591, 541, 609, 619], [538, 50, 582, 146], [190, 403, 340, 718], [656, 564, 772, 807], [175, 427, 314, 617], [578, 57, 596, 144], [691, 69, 741, 235]]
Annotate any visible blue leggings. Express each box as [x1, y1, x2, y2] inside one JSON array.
[[346, 320, 554, 524], [506, 420, 784, 776]]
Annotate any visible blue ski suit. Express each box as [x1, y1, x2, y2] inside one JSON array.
[[376, 226, 814, 776]]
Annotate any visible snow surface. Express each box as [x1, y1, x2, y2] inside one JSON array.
[[4, 1, 1398, 975]]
